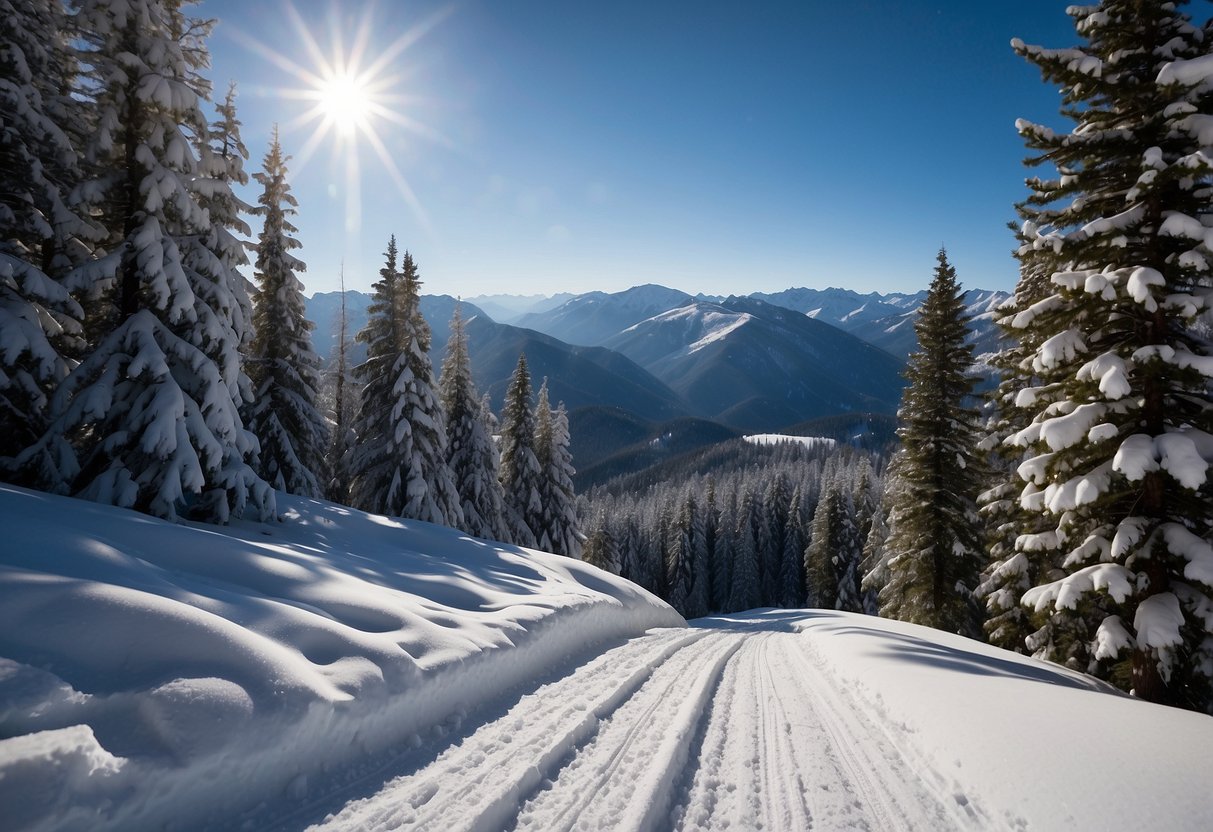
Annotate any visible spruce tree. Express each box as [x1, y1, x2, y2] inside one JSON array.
[[440, 303, 507, 540], [350, 238, 407, 514], [976, 247, 1061, 654], [805, 478, 858, 610], [323, 268, 357, 504], [583, 511, 621, 573], [879, 249, 984, 637], [244, 131, 328, 498], [350, 241, 462, 527], [1006, 2, 1213, 709], [779, 484, 807, 607], [20, 0, 272, 522], [189, 82, 255, 408], [685, 495, 711, 618], [761, 472, 789, 605], [0, 0, 95, 474], [499, 353, 541, 547], [729, 489, 762, 611], [711, 494, 735, 612], [534, 381, 581, 556]]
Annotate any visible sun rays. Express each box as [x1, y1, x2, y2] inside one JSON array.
[[232, 2, 456, 236]]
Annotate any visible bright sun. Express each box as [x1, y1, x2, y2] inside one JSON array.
[[234, 3, 454, 233], [315, 72, 374, 136]]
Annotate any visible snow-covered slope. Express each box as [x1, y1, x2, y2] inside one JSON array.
[[0, 485, 681, 832], [755, 286, 1010, 359], [515, 284, 694, 346], [602, 297, 906, 432], [7, 487, 1211, 832], [307, 610, 1213, 831]]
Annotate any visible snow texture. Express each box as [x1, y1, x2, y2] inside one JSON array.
[[4, 495, 1213, 830], [0, 484, 679, 831]]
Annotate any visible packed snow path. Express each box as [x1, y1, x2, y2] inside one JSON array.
[[308, 613, 977, 832]]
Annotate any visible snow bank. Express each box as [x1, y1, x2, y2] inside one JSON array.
[[0, 485, 682, 831], [794, 611, 1213, 831]]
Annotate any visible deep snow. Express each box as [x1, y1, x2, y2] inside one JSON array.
[[0, 484, 680, 831], [3, 485, 1213, 831]]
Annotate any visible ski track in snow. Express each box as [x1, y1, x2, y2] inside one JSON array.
[[309, 621, 974, 832]]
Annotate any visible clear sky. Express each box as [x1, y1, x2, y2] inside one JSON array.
[[194, 1, 1205, 299]]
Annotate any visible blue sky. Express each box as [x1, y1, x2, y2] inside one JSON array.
[[198, 1, 1161, 298]]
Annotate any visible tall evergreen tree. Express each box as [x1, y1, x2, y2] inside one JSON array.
[[350, 240, 462, 526], [806, 477, 859, 610], [879, 249, 984, 637], [976, 246, 1062, 654], [711, 491, 735, 612], [1005, 2, 1213, 709], [440, 303, 507, 540], [534, 381, 581, 556], [20, 0, 272, 522], [188, 82, 255, 408], [0, 0, 96, 475], [729, 489, 763, 612], [761, 472, 789, 605], [244, 131, 328, 498], [779, 484, 807, 607], [323, 267, 357, 504], [583, 510, 621, 573], [350, 238, 407, 514], [499, 353, 541, 547]]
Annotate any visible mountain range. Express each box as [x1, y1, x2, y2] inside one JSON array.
[[305, 282, 1010, 479]]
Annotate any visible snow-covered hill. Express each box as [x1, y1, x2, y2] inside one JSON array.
[[5, 485, 1212, 831], [0, 485, 680, 831]]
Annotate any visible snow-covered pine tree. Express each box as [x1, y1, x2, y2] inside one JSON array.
[[685, 494, 711, 618], [0, 0, 97, 277], [0, 0, 96, 473], [976, 245, 1063, 654], [761, 472, 789, 605], [499, 353, 541, 547], [534, 381, 581, 556], [391, 250, 463, 526], [711, 491, 735, 612], [583, 510, 621, 573], [1007, 2, 1213, 709], [20, 0, 272, 522], [729, 488, 762, 612], [440, 303, 507, 539], [350, 241, 462, 527], [779, 484, 807, 607], [665, 495, 694, 616], [188, 82, 255, 409], [804, 480, 841, 608], [860, 458, 900, 612], [350, 238, 407, 514], [858, 492, 889, 616], [323, 268, 357, 504], [879, 249, 984, 637], [244, 131, 328, 498]]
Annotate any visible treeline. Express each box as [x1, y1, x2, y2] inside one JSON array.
[[0, 1, 580, 555], [582, 442, 884, 619]]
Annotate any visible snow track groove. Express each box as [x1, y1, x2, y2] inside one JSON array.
[[311, 620, 980, 832], [308, 629, 708, 832], [512, 632, 745, 832]]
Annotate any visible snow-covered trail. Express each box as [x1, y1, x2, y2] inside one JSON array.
[[308, 613, 975, 832]]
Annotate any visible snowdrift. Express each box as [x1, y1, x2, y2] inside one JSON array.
[[787, 611, 1213, 830], [0, 484, 683, 831]]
